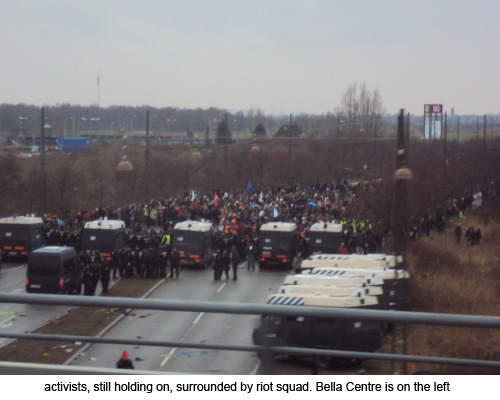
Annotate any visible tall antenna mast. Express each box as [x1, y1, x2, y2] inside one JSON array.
[[97, 72, 100, 108]]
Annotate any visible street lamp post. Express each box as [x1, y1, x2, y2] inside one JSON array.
[[145, 110, 150, 203], [40, 108, 46, 214]]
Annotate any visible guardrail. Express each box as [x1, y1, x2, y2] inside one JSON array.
[[1, 293, 500, 373]]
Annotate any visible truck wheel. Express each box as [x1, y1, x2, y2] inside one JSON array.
[[314, 348, 332, 370]]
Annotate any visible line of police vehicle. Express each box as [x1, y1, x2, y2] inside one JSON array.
[[252, 222, 411, 369], [1, 216, 410, 367], [252, 252, 411, 369], [0, 215, 365, 294], [0, 216, 222, 294]]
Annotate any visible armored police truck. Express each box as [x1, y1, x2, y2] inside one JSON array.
[[80, 219, 126, 259], [307, 222, 343, 255], [258, 222, 297, 270], [252, 292, 381, 368], [0, 216, 44, 260], [279, 284, 383, 298], [306, 254, 402, 268], [171, 220, 214, 269]]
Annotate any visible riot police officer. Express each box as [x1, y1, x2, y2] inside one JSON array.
[[170, 247, 180, 279], [111, 249, 121, 279], [159, 248, 168, 278], [100, 259, 111, 294], [89, 250, 101, 295]]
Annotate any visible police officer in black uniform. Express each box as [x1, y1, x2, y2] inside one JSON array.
[[111, 249, 121, 279], [82, 264, 92, 295], [100, 258, 111, 293], [159, 247, 168, 278], [89, 250, 101, 295], [170, 246, 180, 279], [123, 247, 134, 277]]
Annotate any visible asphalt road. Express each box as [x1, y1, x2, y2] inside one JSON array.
[[0, 261, 114, 349], [69, 262, 293, 374], [1, 261, 379, 374], [0, 262, 72, 348]]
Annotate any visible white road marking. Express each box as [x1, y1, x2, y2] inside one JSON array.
[[217, 283, 226, 293], [159, 311, 205, 370], [250, 360, 261, 375], [193, 312, 204, 325], [0, 315, 15, 329]]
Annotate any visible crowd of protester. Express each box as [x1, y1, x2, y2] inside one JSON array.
[[5, 178, 492, 295]]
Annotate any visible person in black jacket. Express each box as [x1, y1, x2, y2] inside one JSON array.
[[170, 247, 180, 279], [230, 245, 240, 281], [116, 350, 134, 369], [222, 248, 230, 280], [213, 248, 223, 281], [100, 259, 111, 294]]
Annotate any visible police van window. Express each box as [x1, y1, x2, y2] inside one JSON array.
[[177, 236, 184, 242], [317, 318, 337, 324], [264, 238, 271, 243], [315, 239, 322, 243], [90, 236, 96, 241], [29, 256, 59, 276]]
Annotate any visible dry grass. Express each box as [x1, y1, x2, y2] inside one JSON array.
[[404, 216, 500, 374]]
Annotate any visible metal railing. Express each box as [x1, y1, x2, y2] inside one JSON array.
[[1, 292, 500, 373]]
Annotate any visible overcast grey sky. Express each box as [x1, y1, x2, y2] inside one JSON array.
[[1, 0, 499, 115]]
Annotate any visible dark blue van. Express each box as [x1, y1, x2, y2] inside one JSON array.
[[26, 246, 82, 294]]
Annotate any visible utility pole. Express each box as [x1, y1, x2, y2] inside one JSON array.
[[483, 115, 487, 149], [393, 108, 412, 376], [40, 107, 46, 214], [457, 115, 460, 141], [476, 116, 479, 139], [223, 112, 228, 190], [405, 112, 410, 167], [288, 113, 292, 185], [444, 112, 448, 158], [145, 110, 150, 203]]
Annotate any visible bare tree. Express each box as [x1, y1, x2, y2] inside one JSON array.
[[338, 82, 384, 137]]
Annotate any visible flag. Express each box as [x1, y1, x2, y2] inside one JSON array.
[[259, 191, 263, 203], [246, 181, 252, 193], [191, 190, 195, 202], [214, 192, 220, 207], [273, 208, 279, 218]]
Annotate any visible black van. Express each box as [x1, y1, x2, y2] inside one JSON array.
[[26, 246, 82, 294], [258, 222, 297, 269], [0, 216, 44, 260], [171, 220, 214, 269]]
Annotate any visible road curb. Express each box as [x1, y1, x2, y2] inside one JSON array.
[[63, 278, 165, 366]]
